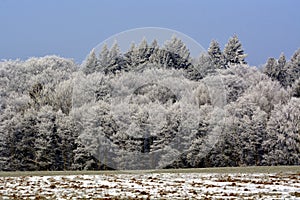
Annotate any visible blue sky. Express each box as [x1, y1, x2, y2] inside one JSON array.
[[0, 0, 299, 66]]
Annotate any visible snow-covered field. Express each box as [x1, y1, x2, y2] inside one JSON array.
[[0, 171, 299, 199]]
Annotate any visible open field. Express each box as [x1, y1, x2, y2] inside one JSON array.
[[0, 166, 299, 199]]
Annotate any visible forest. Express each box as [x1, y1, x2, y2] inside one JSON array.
[[0, 35, 300, 171]]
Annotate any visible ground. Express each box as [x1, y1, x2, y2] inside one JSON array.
[[0, 166, 299, 199]]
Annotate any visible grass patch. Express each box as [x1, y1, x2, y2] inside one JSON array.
[[0, 165, 299, 177], [151, 165, 300, 174]]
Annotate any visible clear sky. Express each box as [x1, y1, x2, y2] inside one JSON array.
[[0, 0, 299, 66]]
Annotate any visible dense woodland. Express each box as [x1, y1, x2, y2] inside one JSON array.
[[0, 35, 300, 171]]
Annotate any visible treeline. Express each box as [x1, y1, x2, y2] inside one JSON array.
[[0, 35, 299, 171]]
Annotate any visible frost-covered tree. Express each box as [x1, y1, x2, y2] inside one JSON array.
[[216, 65, 287, 113], [283, 48, 300, 87], [104, 41, 125, 74], [291, 77, 300, 98], [55, 110, 78, 170], [224, 99, 268, 166], [185, 105, 219, 167], [263, 98, 300, 165], [35, 106, 64, 170], [164, 35, 190, 60], [263, 53, 286, 86], [162, 35, 191, 69], [71, 143, 98, 170], [5, 109, 39, 171], [137, 38, 150, 65], [83, 49, 98, 75], [264, 49, 300, 88], [0, 56, 76, 95], [193, 90, 270, 168], [75, 101, 118, 169], [264, 58, 278, 78], [222, 73, 247, 103], [291, 48, 300, 63], [98, 44, 110, 70], [0, 92, 32, 170], [208, 40, 225, 69], [1, 105, 78, 171], [124, 42, 139, 69], [53, 79, 73, 115], [241, 79, 289, 116], [278, 53, 287, 71], [72, 72, 111, 108], [124, 38, 155, 71], [223, 35, 247, 66], [148, 39, 160, 63], [187, 53, 215, 80]]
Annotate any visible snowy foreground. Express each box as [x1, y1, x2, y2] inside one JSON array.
[[0, 172, 299, 199]]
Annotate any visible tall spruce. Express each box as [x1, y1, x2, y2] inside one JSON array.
[[163, 35, 191, 69], [83, 49, 98, 75], [105, 41, 125, 74], [284, 48, 300, 86], [208, 40, 225, 69], [98, 44, 110, 70], [223, 35, 247, 66]]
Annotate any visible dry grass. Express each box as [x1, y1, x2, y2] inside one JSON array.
[[0, 165, 299, 177]]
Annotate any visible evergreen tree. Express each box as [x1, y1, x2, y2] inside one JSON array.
[[278, 53, 286, 70], [263, 98, 300, 165], [142, 39, 164, 68], [218, 72, 247, 103], [208, 40, 225, 69], [291, 78, 300, 98], [71, 143, 98, 170], [138, 37, 150, 64], [149, 39, 160, 63], [284, 48, 300, 86], [164, 35, 190, 60], [9, 109, 38, 171], [98, 44, 110, 70], [77, 102, 118, 169], [264, 58, 277, 79], [186, 53, 215, 81], [56, 110, 78, 170], [83, 49, 98, 75], [162, 35, 191, 69], [105, 41, 125, 74], [291, 48, 300, 64], [204, 101, 268, 167], [124, 42, 139, 69], [124, 39, 160, 72], [224, 98, 267, 166], [223, 35, 247, 66], [186, 105, 216, 167], [263, 53, 286, 86], [277, 53, 287, 85], [35, 106, 65, 170], [262, 50, 299, 88]]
